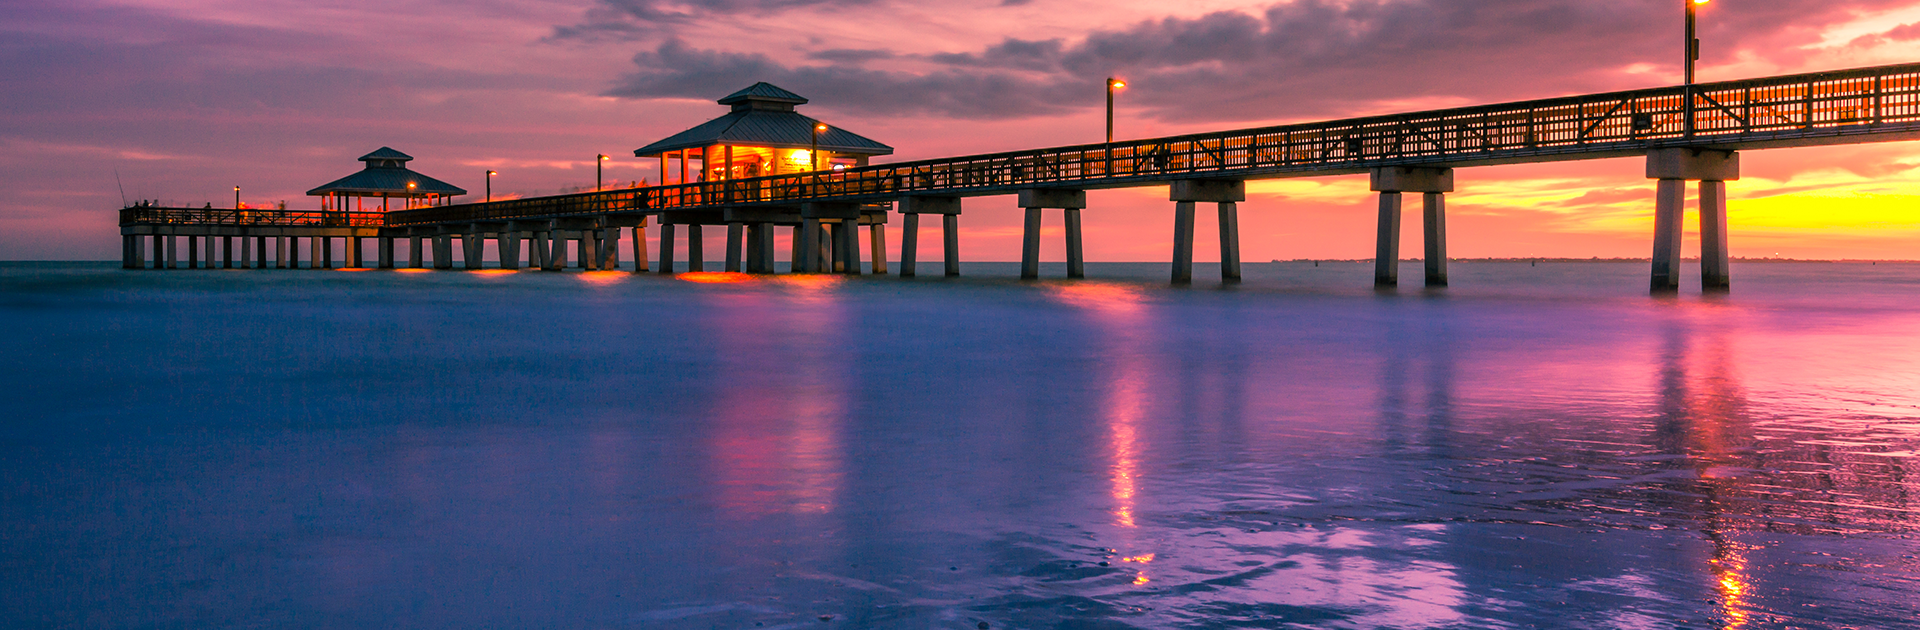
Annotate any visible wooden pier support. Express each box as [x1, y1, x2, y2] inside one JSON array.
[[1369, 167, 1453, 288], [869, 221, 887, 275], [1647, 148, 1739, 292], [1015, 189, 1086, 280]]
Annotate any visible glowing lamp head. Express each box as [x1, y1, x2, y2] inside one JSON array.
[[487, 170, 496, 176], [1110, 79, 1126, 89], [815, 123, 829, 132], [598, 154, 608, 161], [234, 186, 240, 191], [407, 182, 416, 190], [1693, 0, 1708, 4]]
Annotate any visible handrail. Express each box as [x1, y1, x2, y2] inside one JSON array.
[[120, 207, 385, 227]]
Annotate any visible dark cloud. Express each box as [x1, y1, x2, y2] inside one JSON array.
[[606, 0, 1920, 124], [606, 39, 1081, 119], [550, 0, 885, 40], [807, 48, 897, 63]]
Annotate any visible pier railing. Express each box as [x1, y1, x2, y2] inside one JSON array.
[[386, 62, 1920, 227], [120, 206, 386, 227]]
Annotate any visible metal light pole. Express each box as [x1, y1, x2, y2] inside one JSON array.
[[597, 154, 608, 191], [486, 170, 495, 202], [1106, 78, 1125, 174], [1685, 0, 1708, 137], [233, 186, 240, 210], [810, 123, 827, 171]]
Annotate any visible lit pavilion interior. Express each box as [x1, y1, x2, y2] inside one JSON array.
[[633, 83, 893, 184]]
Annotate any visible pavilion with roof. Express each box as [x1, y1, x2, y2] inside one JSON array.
[[633, 83, 893, 184], [307, 147, 467, 212]]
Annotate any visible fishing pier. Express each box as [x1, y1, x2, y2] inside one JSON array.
[[121, 62, 1920, 291]]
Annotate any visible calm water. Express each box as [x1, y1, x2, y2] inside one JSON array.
[[3, 261, 1918, 630]]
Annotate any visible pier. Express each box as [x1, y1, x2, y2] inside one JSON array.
[[122, 62, 1920, 291]]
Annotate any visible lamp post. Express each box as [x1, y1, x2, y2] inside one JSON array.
[[233, 186, 240, 210], [1684, 0, 1708, 137], [407, 182, 416, 210], [810, 123, 828, 171], [597, 154, 608, 191], [486, 170, 495, 202], [1106, 78, 1126, 175]]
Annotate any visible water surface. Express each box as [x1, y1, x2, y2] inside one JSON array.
[[3, 261, 1918, 629]]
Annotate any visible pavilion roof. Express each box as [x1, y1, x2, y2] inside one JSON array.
[[307, 147, 466, 197], [634, 83, 892, 158]]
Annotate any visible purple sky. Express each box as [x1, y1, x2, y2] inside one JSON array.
[[6, 0, 1920, 261]]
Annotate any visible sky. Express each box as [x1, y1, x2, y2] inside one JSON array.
[[5, 0, 1920, 261]]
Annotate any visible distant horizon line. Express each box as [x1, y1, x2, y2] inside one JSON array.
[[6, 258, 1919, 265]]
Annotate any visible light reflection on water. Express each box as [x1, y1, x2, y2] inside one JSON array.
[[1, 261, 1917, 629]]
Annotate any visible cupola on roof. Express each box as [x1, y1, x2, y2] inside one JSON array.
[[307, 146, 466, 199]]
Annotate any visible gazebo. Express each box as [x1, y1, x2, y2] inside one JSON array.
[[307, 147, 467, 212], [633, 83, 893, 184]]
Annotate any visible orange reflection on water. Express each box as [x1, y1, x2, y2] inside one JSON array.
[[470, 269, 517, 276], [394, 268, 433, 274], [576, 271, 626, 284], [679, 271, 754, 284], [334, 268, 373, 272], [1046, 282, 1150, 530]]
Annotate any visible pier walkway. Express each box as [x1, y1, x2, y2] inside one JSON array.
[[123, 62, 1920, 291]]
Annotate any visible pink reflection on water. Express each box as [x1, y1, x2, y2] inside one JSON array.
[[702, 284, 846, 519]]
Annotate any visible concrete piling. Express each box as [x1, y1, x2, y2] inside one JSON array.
[[1650, 179, 1685, 292], [686, 224, 703, 273], [900, 213, 919, 277], [1171, 201, 1195, 284], [725, 223, 744, 272], [1218, 202, 1240, 282], [632, 223, 650, 273], [1021, 207, 1043, 280], [943, 215, 960, 277], [869, 222, 887, 275], [1422, 193, 1447, 287], [657, 223, 676, 274], [1064, 208, 1084, 279]]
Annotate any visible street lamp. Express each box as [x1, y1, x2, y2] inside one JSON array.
[[486, 170, 496, 202], [1685, 0, 1708, 137], [1106, 78, 1126, 175], [597, 154, 609, 191], [810, 123, 828, 171], [407, 182, 416, 209], [233, 186, 240, 210]]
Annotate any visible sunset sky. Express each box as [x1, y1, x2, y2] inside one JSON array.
[[5, 0, 1920, 261]]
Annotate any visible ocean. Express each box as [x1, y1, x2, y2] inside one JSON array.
[[2, 261, 1917, 629]]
